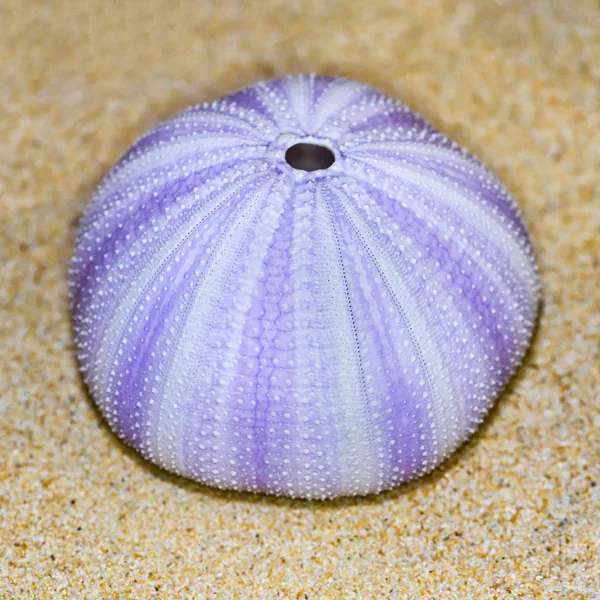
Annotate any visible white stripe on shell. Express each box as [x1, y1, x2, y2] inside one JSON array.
[[314, 183, 379, 495], [306, 78, 367, 134], [283, 74, 314, 135]]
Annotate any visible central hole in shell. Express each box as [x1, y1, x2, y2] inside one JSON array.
[[285, 143, 335, 172]]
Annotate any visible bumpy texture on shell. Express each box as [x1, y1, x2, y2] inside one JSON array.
[[70, 74, 540, 499]]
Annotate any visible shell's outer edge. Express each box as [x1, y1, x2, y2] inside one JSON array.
[[69, 73, 541, 500]]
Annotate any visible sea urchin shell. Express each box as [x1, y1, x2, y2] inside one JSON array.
[[70, 74, 540, 499]]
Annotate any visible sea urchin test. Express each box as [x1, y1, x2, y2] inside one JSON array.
[[70, 74, 540, 499]]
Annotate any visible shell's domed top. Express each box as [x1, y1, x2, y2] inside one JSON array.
[[70, 74, 540, 499]]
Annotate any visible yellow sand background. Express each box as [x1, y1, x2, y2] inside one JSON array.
[[1, 1, 599, 598]]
